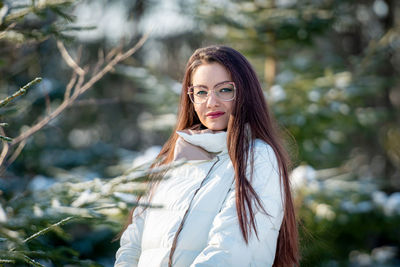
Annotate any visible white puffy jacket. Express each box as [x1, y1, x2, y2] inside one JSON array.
[[115, 131, 284, 267]]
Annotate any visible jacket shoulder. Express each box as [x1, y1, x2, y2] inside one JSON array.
[[247, 140, 281, 188], [252, 139, 278, 167]]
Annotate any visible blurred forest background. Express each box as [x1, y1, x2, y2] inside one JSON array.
[[0, 0, 400, 266]]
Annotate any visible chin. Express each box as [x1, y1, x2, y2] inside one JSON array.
[[200, 116, 229, 131], [206, 123, 227, 131]]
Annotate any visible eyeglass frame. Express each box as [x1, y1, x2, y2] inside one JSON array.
[[187, 81, 236, 104]]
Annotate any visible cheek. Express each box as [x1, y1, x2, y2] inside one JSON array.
[[225, 102, 234, 115], [193, 104, 204, 117]]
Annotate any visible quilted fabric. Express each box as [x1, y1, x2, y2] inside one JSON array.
[[115, 132, 284, 267]]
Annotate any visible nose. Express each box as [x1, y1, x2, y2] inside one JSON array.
[[206, 89, 219, 107]]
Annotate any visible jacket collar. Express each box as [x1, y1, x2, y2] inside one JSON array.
[[173, 124, 228, 161]]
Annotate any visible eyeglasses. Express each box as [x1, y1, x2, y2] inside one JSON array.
[[187, 82, 236, 104]]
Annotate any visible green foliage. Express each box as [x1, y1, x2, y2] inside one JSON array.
[[0, 0, 79, 157], [1, 0, 399, 266], [0, 78, 42, 108], [0, 0, 180, 177], [294, 167, 400, 266], [188, 0, 400, 185], [0, 0, 80, 43], [0, 77, 42, 142], [0, 163, 161, 265]]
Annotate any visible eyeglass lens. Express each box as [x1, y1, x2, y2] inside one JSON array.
[[190, 83, 235, 103]]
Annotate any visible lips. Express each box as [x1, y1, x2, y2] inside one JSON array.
[[206, 111, 225, 119]]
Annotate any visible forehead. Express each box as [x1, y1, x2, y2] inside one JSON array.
[[191, 63, 231, 85]]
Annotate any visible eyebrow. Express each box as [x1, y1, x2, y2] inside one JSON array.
[[192, 80, 232, 88]]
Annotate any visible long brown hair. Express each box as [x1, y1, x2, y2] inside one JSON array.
[[126, 45, 299, 266]]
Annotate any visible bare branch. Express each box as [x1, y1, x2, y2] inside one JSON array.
[[64, 72, 78, 99], [72, 69, 87, 96], [10, 33, 149, 147], [93, 48, 105, 75], [77, 45, 83, 62], [64, 45, 83, 98], [6, 139, 26, 168], [0, 127, 10, 167], [11, 98, 70, 146], [56, 41, 85, 76], [78, 34, 149, 97], [105, 42, 123, 62]]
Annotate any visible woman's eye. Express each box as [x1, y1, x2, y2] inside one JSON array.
[[219, 87, 233, 93], [195, 90, 208, 96]]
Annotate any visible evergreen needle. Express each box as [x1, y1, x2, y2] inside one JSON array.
[[23, 216, 74, 244], [23, 255, 46, 267], [0, 77, 42, 108], [0, 259, 15, 263], [0, 135, 12, 142]]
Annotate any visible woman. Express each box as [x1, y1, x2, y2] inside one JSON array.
[[115, 45, 299, 267]]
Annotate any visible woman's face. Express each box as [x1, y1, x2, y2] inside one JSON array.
[[191, 63, 234, 131]]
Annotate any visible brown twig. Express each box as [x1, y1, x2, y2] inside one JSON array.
[[105, 42, 123, 62], [5, 139, 26, 169], [64, 72, 77, 99], [56, 41, 85, 76], [79, 35, 148, 96], [0, 127, 10, 167], [10, 33, 149, 147], [93, 48, 105, 75], [72, 71, 86, 98], [0, 77, 43, 169]]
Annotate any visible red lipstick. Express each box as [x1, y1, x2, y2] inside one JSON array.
[[206, 111, 225, 119]]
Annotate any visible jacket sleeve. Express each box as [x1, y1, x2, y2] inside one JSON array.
[[190, 144, 284, 267], [114, 205, 146, 267]]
